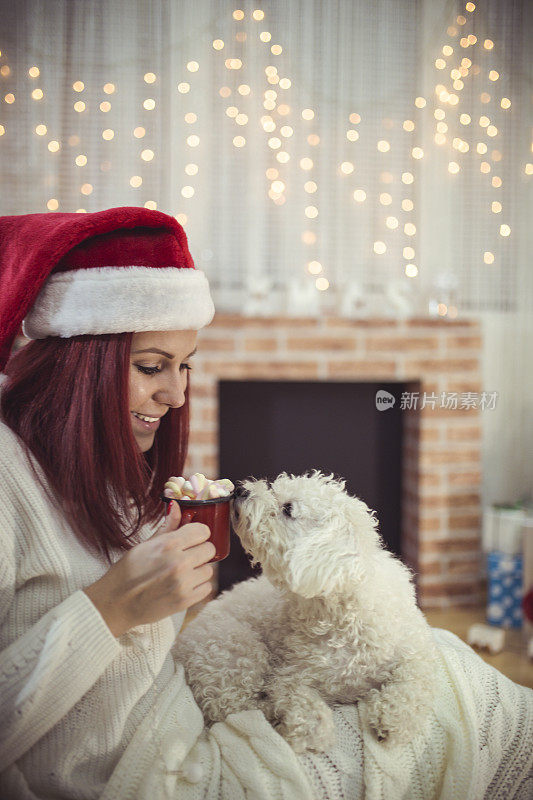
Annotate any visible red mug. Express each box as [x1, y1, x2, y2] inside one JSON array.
[[163, 494, 233, 562]]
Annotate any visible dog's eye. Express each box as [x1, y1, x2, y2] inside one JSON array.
[[282, 502, 293, 518]]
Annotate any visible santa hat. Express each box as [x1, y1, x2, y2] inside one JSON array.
[[0, 206, 214, 370]]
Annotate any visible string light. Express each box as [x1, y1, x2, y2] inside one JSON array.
[[405, 264, 418, 277], [144, 201, 157, 210], [403, 246, 415, 259], [300, 157, 313, 170], [185, 112, 198, 123], [402, 199, 414, 211], [144, 72, 156, 84], [4, 93, 15, 104], [72, 81, 84, 92], [185, 163, 199, 175], [28, 66, 40, 77], [305, 181, 317, 193], [35, 124, 47, 135], [102, 129, 114, 140], [47, 140, 60, 152], [346, 130, 359, 142], [379, 193, 392, 205], [402, 172, 414, 184], [499, 224, 511, 236], [386, 216, 399, 229], [186, 61, 199, 72], [377, 140, 390, 152], [305, 206, 318, 218], [404, 223, 416, 236], [302, 108, 315, 120], [143, 98, 155, 110], [187, 135, 200, 147], [181, 186, 194, 198], [80, 183, 93, 195], [233, 136, 245, 147], [133, 126, 146, 138], [31, 88, 43, 100], [373, 241, 386, 254], [412, 147, 424, 159], [340, 162, 354, 174], [308, 261, 322, 274], [141, 149, 154, 161], [491, 201, 502, 213], [75, 154, 87, 166], [403, 119, 415, 131], [353, 189, 366, 202], [178, 83, 190, 93], [47, 198, 59, 210], [316, 277, 329, 291], [130, 176, 142, 187], [100, 101, 111, 112], [484, 251, 495, 264], [252, 9, 265, 20], [103, 83, 115, 94], [500, 97, 511, 109], [233, 9, 244, 20], [260, 32, 272, 42], [213, 39, 224, 50]]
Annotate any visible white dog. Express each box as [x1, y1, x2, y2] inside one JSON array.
[[174, 471, 439, 753]]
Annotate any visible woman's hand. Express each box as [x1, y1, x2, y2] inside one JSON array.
[[83, 501, 215, 637]]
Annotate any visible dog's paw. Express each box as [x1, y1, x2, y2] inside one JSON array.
[[358, 689, 429, 749], [269, 686, 336, 754]]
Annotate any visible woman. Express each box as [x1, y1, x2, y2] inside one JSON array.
[[0, 207, 359, 799], [0, 207, 530, 800]]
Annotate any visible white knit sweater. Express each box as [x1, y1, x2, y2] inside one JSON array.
[[1, 415, 532, 800]]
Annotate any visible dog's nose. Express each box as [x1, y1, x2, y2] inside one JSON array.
[[234, 482, 250, 500]]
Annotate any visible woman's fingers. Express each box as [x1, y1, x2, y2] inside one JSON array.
[[155, 500, 182, 535]]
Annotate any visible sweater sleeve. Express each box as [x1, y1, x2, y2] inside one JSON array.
[[0, 459, 121, 771]]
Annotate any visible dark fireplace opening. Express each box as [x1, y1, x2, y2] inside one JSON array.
[[218, 380, 406, 592]]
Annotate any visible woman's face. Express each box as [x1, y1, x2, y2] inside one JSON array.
[[129, 329, 198, 452]]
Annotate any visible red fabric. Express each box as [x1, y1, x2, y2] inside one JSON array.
[[523, 587, 533, 623], [0, 207, 194, 370]]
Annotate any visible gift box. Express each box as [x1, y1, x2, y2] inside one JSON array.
[[486, 551, 523, 629]]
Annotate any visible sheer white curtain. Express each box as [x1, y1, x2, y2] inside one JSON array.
[[0, 0, 530, 317], [0, 0, 532, 502]]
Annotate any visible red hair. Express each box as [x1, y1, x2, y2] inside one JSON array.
[[1, 333, 189, 562]]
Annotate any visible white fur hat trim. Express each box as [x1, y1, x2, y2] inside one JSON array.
[[22, 266, 215, 339]]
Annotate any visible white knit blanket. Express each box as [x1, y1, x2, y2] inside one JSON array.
[[101, 628, 533, 800]]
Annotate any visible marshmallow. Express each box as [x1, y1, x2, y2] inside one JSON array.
[[181, 480, 196, 498], [163, 472, 234, 501]]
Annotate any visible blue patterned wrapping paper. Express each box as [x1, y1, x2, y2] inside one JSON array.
[[486, 551, 523, 629]]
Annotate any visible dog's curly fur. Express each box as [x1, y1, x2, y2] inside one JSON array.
[[174, 471, 439, 753]]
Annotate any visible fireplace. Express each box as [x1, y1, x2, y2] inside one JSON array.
[[184, 315, 483, 609], [217, 379, 405, 591]]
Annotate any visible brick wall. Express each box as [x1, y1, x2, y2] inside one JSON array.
[[185, 315, 483, 609]]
